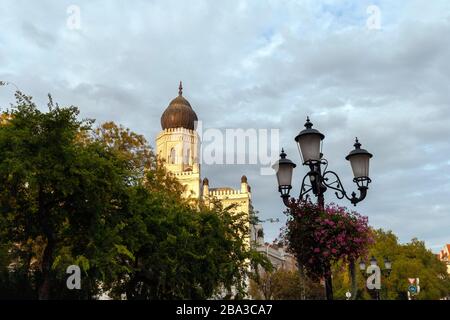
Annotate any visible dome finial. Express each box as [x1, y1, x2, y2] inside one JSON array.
[[178, 81, 183, 96], [161, 84, 198, 130]]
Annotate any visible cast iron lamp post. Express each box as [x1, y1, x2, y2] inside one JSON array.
[[273, 117, 373, 208], [273, 117, 373, 300], [359, 256, 392, 300]]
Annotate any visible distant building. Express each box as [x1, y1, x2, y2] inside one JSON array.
[[251, 223, 297, 272], [437, 244, 450, 275]]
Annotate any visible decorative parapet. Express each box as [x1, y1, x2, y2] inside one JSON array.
[[209, 189, 243, 196], [158, 127, 197, 135], [173, 171, 198, 177], [156, 128, 198, 144]]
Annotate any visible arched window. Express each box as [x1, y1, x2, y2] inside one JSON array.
[[185, 148, 191, 165], [170, 147, 176, 164]]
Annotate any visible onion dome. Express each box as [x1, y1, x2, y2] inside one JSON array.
[[161, 81, 198, 130]]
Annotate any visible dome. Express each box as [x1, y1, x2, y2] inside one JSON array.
[[161, 82, 198, 130]]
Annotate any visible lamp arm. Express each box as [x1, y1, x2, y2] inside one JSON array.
[[321, 170, 350, 200], [299, 171, 313, 201], [322, 170, 367, 206], [281, 195, 291, 207]]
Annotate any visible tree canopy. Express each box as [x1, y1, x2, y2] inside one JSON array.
[[332, 229, 450, 300], [249, 269, 324, 300]]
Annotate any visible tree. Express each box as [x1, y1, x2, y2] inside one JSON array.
[[332, 229, 450, 300], [0, 92, 132, 299], [92, 121, 153, 180], [282, 200, 373, 300], [104, 192, 266, 299], [250, 269, 324, 300]]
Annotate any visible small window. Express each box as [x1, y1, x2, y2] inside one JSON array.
[[170, 147, 176, 164], [185, 148, 191, 165], [257, 229, 264, 238]]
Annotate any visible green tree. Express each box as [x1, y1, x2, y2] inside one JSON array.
[[332, 229, 450, 300], [0, 92, 132, 299], [250, 269, 324, 300]]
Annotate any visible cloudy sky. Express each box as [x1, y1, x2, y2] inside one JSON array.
[[1, 0, 450, 252]]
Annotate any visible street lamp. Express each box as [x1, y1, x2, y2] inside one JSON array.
[[273, 117, 373, 301], [359, 256, 392, 300], [273, 117, 373, 208], [294, 117, 324, 164], [383, 257, 392, 276], [274, 149, 297, 206], [359, 260, 366, 273]]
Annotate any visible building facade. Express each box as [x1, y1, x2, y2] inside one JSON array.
[[251, 223, 297, 271], [155, 82, 252, 243], [437, 244, 450, 275]]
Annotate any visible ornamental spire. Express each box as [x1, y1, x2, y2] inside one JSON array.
[[354, 137, 361, 149], [178, 81, 183, 96], [304, 116, 313, 129]]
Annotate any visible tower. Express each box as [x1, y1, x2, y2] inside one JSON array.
[[156, 83, 252, 242], [156, 82, 201, 198]]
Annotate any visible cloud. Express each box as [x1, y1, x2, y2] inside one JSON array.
[[1, 0, 449, 251], [21, 22, 57, 49]]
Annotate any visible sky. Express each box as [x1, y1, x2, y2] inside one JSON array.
[[1, 0, 450, 252]]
